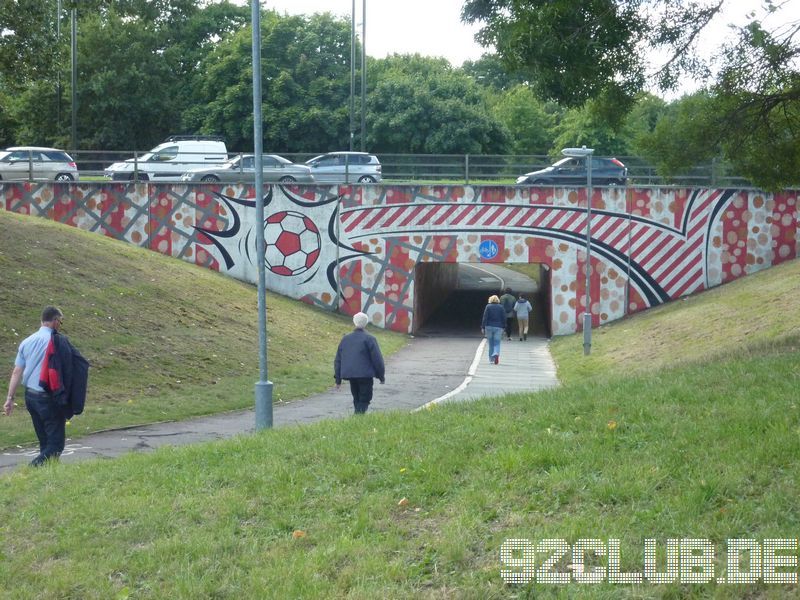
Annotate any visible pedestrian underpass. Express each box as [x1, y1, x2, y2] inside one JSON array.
[[413, 262, 552, 337]]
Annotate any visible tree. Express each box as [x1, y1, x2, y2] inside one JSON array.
[[462, 53, 527, 91], [551, 93, 668, 157], [491, 85, 558, 155], [189, 11, 352, 152], [462, 0, 647, 110], [1, 0, 248, 150], [367, 55, 509, 154], [462, 0, 800, 188], [0, 0, 60, 88]]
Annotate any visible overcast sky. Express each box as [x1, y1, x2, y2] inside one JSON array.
[[263, 0, 487, 65], [261, 0, 799, 71]]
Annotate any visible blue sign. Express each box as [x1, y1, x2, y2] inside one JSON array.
[[479, 239, 499, 260]]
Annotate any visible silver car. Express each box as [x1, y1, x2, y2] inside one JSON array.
[[305, 151, 382, 183], [0, 146, 79, 181], [181, 154, 314, 183]]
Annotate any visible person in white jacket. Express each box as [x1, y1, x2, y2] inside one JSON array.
[[513, 295, 533, 341]]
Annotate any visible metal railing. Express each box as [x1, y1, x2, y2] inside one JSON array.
[[2, 148, 757, 187]]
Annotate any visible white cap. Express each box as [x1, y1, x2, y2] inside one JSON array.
[[353, 312, 369, 329]]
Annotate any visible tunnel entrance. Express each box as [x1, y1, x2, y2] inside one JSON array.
[[413, 262, 552, 337]]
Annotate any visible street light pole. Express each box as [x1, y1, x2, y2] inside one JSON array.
[[70, 5, 77, 151], [349, 0, 355, 152], [252, 0, 273, 429], [360, 0, 366, 151], [562, 146, 595, 355]]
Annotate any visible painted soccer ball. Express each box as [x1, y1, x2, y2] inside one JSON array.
[[264, 211, 321, 276]]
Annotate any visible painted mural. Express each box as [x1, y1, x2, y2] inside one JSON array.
[[1, 181, 797, 335]]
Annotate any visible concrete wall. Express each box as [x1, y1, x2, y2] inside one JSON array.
[[413, 262, 460, 333], [2, 182, 797, 335]]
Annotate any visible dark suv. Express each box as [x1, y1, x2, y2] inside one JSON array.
[[516, 157, 627, 186]]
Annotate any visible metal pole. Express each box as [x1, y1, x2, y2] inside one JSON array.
[[57, 0, 62, 127], [349, 0, 355, 151], [70, 6, 77, 151], [583, 152, 593, 355], [360, 0, 366, 152], [252, 0, 273, 430]]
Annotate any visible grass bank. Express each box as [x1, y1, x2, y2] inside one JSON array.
[[550, 258, 800, 383], [2, 206, 799, 598], [0, 210, 406, 447]]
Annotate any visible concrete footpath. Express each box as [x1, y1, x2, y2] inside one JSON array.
[[0, 335, 559, 474]]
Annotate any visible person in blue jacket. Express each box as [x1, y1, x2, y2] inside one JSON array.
[[481, 295, 507, 365], [334, 312, 385, 414]]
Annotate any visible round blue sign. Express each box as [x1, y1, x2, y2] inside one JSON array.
[[479, 239, 499, 260]]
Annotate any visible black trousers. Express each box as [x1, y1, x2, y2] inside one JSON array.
[[348, 378, 374, 414], [25, 389, 66, 466], [505, 317, 514, 339]]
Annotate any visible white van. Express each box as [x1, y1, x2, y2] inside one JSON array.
[[105, 136, 228, 181]]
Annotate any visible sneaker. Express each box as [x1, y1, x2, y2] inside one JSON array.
[[519, 337, 523, 341], [494, 355, 499, 365]]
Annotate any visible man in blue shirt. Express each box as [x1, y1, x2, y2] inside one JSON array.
[[4, 306, 67, 466]]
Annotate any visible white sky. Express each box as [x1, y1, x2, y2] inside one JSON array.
[[260, 0, 799, 70], [263, 0, 487, 65]]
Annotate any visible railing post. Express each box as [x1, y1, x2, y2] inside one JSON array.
[[465, 154, 470, 185], [27, 150, 33, 181], [133, 151, 139, 182]]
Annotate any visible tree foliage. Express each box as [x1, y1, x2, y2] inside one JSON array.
[[491, 85, 558, 155], [366, 55, 508, 154], [0, 0, 61, 87], [462, 0, 645, 109], [189, 11, 352, 152], [463, 0, 800, 187]]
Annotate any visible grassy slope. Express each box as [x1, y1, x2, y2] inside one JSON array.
[[550, 258, 800, 383], [1, 209, 799, 598], [0, 210, 406, 447]]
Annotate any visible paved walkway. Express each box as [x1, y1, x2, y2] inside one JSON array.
[[0, 335, 559, 474]]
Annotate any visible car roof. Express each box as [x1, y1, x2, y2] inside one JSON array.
[[5, 146, 69, 152]]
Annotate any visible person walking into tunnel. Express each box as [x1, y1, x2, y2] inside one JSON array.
[[334, 312, 385, 414], [499, 287, 517, 341], [514, 294, 533, 341], [481, 295, 506, 365]]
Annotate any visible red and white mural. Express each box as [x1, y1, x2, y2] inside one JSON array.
[[2, 182, 797, 335]]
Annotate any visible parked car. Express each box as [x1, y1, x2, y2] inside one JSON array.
[[181, 154, 314, 183], [305, 151, 382, 183], [516, 156, 628, 186], [105, 136, 228, 181], [0, 146, 79, 181]]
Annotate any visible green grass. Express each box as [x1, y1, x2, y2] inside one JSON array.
[[2, 207, 800, 598], [550, 258, 800, 384], [0, 210, 406, 447]]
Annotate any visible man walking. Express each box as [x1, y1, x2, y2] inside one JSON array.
[[4, 306, 88, 467], [334, 312, 385, 414], [499, 287, 517, 341]]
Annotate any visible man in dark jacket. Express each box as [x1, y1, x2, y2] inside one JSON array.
[[4, 306, 88, 466], [499, 287, 517, 341], [334, 312, 385, 414]]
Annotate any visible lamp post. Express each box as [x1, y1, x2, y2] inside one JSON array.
[[252, 0, 273, 429], [562, 146, 594, 355], [349, 0, 355, 152], [69, 2, 77, 151]]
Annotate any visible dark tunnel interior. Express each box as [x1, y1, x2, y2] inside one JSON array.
[[414, 263, 551, 338]]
